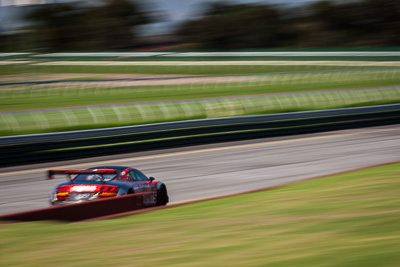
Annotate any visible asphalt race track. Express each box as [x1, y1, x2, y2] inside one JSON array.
[[0, 125, 399, 215]]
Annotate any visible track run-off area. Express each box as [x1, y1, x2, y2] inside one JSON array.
[[3, 60, 400, 66], [0, 125, 399, 215]]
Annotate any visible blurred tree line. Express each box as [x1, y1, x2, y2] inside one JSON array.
[[0, 0, 152, 51], [0, 0, 399, 51], [177, 0, 400, 49]]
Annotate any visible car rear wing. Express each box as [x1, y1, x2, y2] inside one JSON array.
[[47, 169, 119, 180]]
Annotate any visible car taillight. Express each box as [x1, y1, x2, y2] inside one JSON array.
[[99, 185, 119, 197], [56, 185, 70, 192], [102, 185, 119, 192], [56, 185, 70, 200], [55, 185, 119, 200]]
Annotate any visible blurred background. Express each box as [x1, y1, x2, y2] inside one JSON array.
[[1, 0, 400, 136], [1, 3, 400, 265], [1, 0, 399, 51]]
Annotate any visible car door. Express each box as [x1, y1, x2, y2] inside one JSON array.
[[132, 169, 156, 205], [124, 170, 141, 192]]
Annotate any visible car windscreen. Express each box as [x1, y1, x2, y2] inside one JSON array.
[[73, 174, 117, 182]]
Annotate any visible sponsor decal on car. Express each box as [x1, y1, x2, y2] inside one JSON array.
[[70, 185, 99, 192]]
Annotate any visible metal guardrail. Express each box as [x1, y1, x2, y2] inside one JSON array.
[[1, 104, 399, 168]]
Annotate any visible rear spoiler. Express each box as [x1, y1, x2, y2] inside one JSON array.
[[47, 169, 119, 180]]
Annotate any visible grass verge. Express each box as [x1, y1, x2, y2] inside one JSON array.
[[0, 64, 394, 76], [1, 162, 399, 266], [1, 85, 399, 136], [1, 75, 400, 112], [1, 65, 400, 136]]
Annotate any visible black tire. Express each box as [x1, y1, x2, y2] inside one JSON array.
[[156, 186, 169, 206]]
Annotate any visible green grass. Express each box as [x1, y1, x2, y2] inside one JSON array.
[[1, 163, 399, 266], [2, 67, 400, 112], [1, 76, 400, 112], [0, 64, 397, 76], [1, 87, 399, 136], [1, 64, 400, 136]]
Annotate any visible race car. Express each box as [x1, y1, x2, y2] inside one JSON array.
[[47, 166, 169, 206]]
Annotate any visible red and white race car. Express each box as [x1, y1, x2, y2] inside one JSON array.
[[48, 165, 169, 206]]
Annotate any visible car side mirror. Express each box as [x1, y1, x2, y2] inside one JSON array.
[[149, 177, 155, 182]]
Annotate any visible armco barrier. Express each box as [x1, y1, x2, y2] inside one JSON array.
[[0, 193, 150, 222], [0, 104, 399, 167]]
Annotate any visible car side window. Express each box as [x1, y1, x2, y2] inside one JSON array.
[[125, 171, 134, 181], [128, 171, 139, 181], [133, 170, 149, 181]]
